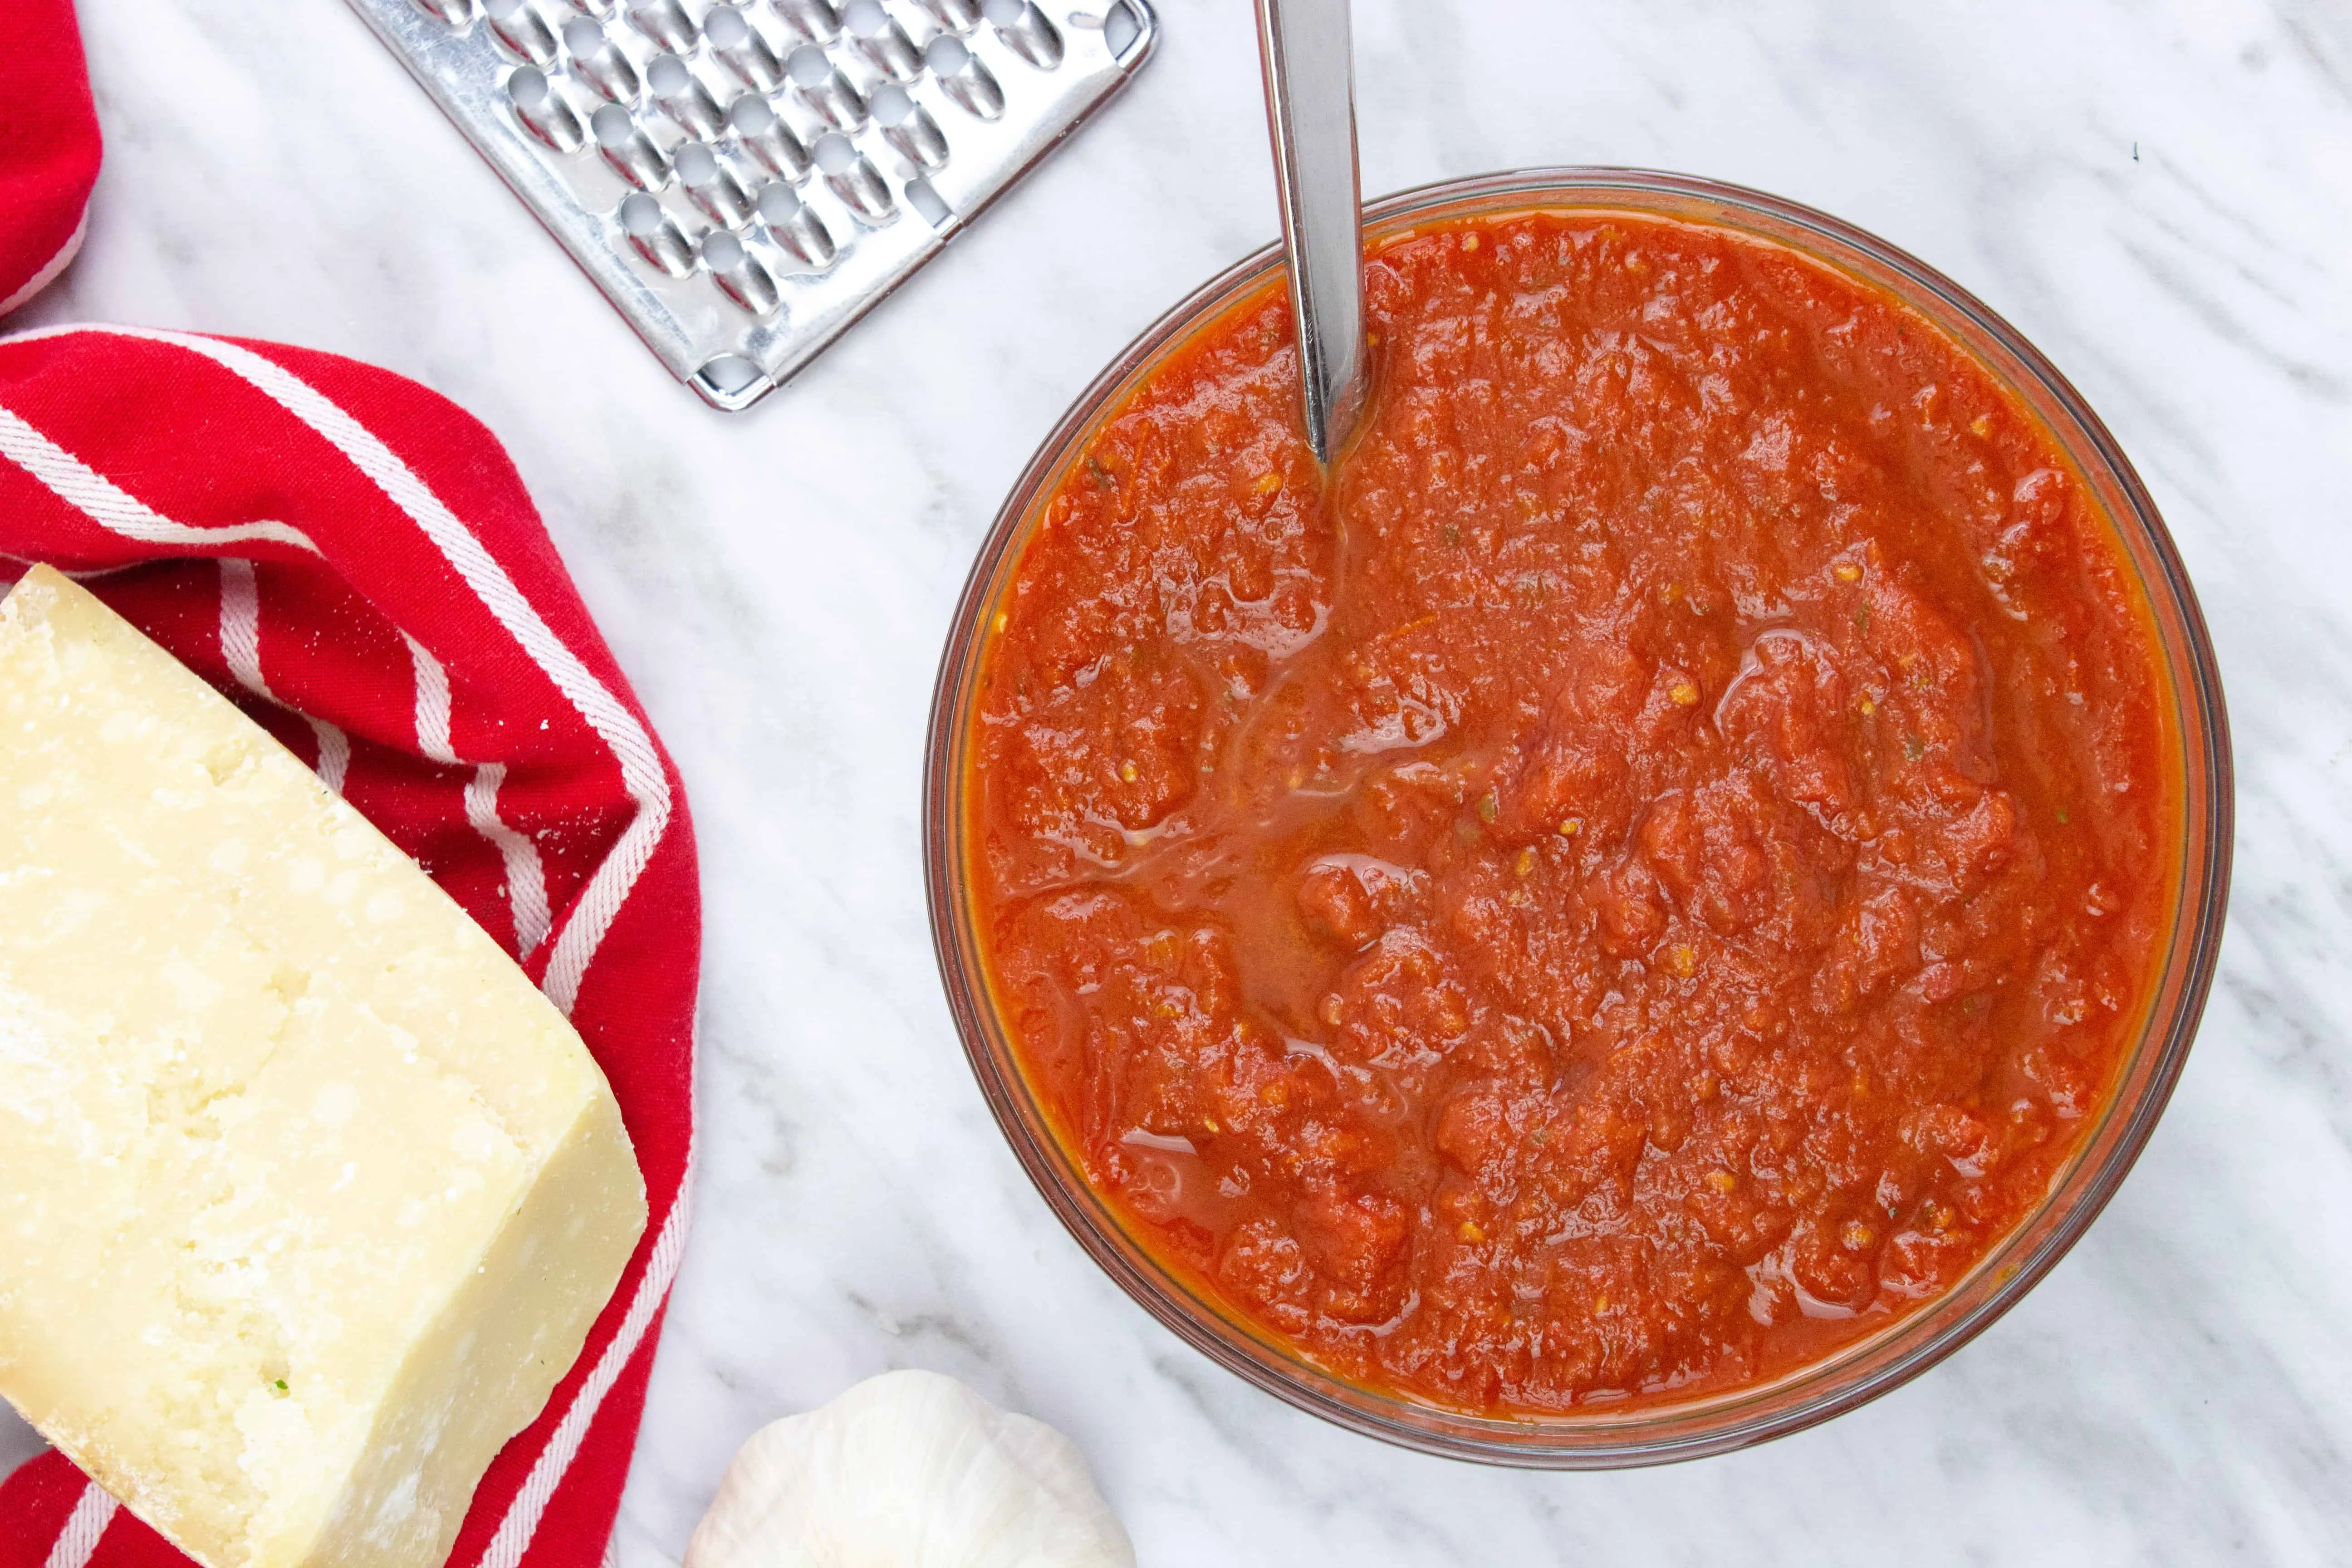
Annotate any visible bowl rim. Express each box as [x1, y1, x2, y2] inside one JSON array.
[[923, 165, 2234, 1468]]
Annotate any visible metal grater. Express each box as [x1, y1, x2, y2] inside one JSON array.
[[347, 0, 1159, 411]]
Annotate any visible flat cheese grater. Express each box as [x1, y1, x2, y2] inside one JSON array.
[[347, 0, 1160, 411]]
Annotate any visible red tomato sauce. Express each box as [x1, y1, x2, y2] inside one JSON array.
[[965, 211, 2178, 1412]]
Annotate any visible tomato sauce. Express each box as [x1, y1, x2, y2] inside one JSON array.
[[965, 211, 2177, 1412]]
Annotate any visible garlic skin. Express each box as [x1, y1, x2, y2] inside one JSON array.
[[683, 1370, 1136, 1568]]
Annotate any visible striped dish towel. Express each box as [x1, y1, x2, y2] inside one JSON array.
[[0, 337, 701, 1563], [0, 0, 100, 317]]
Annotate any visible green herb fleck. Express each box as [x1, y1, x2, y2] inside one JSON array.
[[1443, 524, 1462, 546], [274, 1379, 288, 1392], [2056, 806, 2070, 824], [1853, 603, 1872, 632], [1903, 734, 1924, 762]]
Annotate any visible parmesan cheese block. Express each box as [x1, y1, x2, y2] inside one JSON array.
[[0, 566, 649, 1568]]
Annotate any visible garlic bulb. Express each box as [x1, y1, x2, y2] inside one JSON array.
[[683, 1370, 1136, 1568]]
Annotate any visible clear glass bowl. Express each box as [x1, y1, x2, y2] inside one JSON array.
[[923, 168, 2233, 1467]]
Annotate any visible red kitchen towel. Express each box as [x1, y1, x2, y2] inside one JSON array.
[[0, 327, 701, 1567], [0, 0, 101, 315]]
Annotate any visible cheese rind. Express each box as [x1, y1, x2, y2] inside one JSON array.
[[0, 566, 649, 1568]]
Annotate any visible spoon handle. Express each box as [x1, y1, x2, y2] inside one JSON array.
[[1255, 0, 1368, 463]]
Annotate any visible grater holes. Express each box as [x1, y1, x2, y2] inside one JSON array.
[[769, 0, 842, 43], [785, 44, 831, 86], [676, 142, 757, 225], [701, 230, 781, 314], [925, 34, 1004, 118], [648, 52, 727, 136], [508, 67, 587, 150], [592, 103, 636, 143], [983, 0, 1061, 69], [1103, 0, 1142, 59], [916, 0, 981, 29], [814, 132, 894, 224], [904, 175, 951, 227], [354, 0, 1161, 410], [755, 180, 802, 224], [618, 192, 696, 275], [812, 132, 855, 174], [843, 0, 924, 82], [594, 103, 669, 187], [757, 179, 838, 264], [730, 93, 813, 177], [619, 192, 664, 234], [787, 44, 866, 128], [871, 83, 949, 168], [702, 5, 751, 45], [704, 5, 786, 90], [563, 18, 642, 101], [624, 0, 698, 52], [484, 0, 561, 64]]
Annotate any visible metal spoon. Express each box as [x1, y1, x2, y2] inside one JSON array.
[[1254, 0, 1368, 464]]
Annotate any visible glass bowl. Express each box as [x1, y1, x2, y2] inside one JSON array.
[[923, 168, 2233, 1467]]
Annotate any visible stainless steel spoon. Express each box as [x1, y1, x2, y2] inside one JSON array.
[[1255, 0, 1368, 463]]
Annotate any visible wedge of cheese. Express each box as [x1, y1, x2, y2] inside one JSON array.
[[0, 566, 648, 1568]]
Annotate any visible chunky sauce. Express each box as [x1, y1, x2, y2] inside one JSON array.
[[966, 211, 2176, 1412]]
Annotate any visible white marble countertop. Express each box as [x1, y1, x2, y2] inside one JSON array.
[[10, 0, 2352, 1560]]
